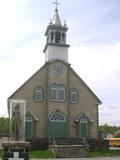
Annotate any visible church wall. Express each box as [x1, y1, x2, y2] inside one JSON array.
[[9, 66, 48, 138], [68, 69, 98, 139], [47, 62, 68, 115], [47, 62, 69, 137]]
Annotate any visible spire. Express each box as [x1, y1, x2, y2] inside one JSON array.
[[52, 0, 61, 26]]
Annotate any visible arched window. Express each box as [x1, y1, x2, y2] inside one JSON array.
[[51, 32, 54, 42], [62, 33, 65, 43], [80, 117, 87, 123], [70, 89, 78, 104], [34, 86, 43, 102], [55, 31, 61, 43], [51, 84, 65, 102], [50, 112, 66, 122]]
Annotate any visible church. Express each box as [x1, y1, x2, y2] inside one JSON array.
[[8, 3, 101, 140]]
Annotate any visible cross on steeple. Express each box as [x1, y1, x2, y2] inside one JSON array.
[[53, 0, 60, 10]]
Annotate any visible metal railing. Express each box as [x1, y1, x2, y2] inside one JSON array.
[[82, 137, 89, 151], [48, 136, 57, 153]]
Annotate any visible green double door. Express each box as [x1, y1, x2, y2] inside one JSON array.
[[49, 121, 66, 138], [49, 112, 66, 138]]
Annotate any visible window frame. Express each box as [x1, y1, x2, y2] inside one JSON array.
[[51, 84, 65, 102], [50, 112, 66, 122], [70, 89, 78, 104], [34, 87, 43, 102]]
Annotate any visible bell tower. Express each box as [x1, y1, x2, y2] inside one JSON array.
[[43, 1, 70, 63]]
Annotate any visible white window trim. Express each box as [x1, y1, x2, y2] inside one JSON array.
[[51, 85, 65, 102], [70, 90, 78, 103], [50, 112, 66, 122], [35, 88, 42, 102]]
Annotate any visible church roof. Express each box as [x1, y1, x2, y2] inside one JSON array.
[[52, 8, 61, 26], [8, 60, 102, 105]]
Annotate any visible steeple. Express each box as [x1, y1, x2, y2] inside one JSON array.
[[52, 0, 61, 26], [43, 1, 70, 63], [52, 8, 61, 26]]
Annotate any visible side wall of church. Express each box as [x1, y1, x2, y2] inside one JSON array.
[[9, 66, 48, 138], [68, 69, 99, 139]]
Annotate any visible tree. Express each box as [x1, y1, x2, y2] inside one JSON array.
[[0, 117, 9, 134], [99, 124, 120, 137], [114, 130, 120, 138]]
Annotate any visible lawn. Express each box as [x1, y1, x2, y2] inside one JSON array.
[[0, 149, 55, 159], [88, 150, 120, 157], [0, 149, 120, 158], [29, 149, 55, 158]]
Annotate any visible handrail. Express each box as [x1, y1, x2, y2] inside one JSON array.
[[82, 138, 89, 151], [48, 136, 57, 153]]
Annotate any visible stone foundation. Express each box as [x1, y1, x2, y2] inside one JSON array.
[[50, 144, 88, 158]]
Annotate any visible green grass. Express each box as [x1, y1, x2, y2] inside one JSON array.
[[0, 149, 55, 159], [29, 149, 55, 158], [0, 149, 120, 158], [88, 150, 120, 157], [0, 150, 3, 158]]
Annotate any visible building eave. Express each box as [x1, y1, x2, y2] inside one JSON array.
[[69, 67, 102, 105], [43, 43, 70, 53], [45, 25, 68, 36], [8, 63, 47, 100]]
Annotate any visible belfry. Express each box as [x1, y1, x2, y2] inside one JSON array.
[[43, 2, 70, 63]]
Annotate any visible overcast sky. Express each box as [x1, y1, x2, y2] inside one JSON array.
[[0, 0, 120, 126]]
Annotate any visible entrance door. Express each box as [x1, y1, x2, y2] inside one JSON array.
[[25, 116, 33, 139], [49, 112, 66, 138], [79, 117, 88, 138]]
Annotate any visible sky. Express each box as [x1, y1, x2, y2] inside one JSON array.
[[0, 0, 120, 126]]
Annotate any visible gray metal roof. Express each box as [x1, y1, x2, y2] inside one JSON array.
[[52, 9, 61, 26]]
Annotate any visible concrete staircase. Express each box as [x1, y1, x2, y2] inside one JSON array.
[[49, 138, 89, 158]]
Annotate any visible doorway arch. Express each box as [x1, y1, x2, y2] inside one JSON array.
[[49, 112, 66, 138]]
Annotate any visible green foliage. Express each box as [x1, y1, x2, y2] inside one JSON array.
[[114, 130, 120, 137], [0, 150, 3, 158], [99, 124, 120, 136], [0, 149, 120, 158], [0, 117, 9, 134]]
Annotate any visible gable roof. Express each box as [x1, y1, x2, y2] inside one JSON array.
[[26, 109, 39, 121], [8, 63, 47, 99], [74, 111, 93, 123], [8, 59, 102, 105], [69, 66, 102, 104]]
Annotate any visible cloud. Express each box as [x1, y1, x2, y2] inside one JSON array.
[[0, 0, 120, 126]]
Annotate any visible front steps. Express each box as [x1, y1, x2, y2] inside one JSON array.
[[49, 138, 89, 158]]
